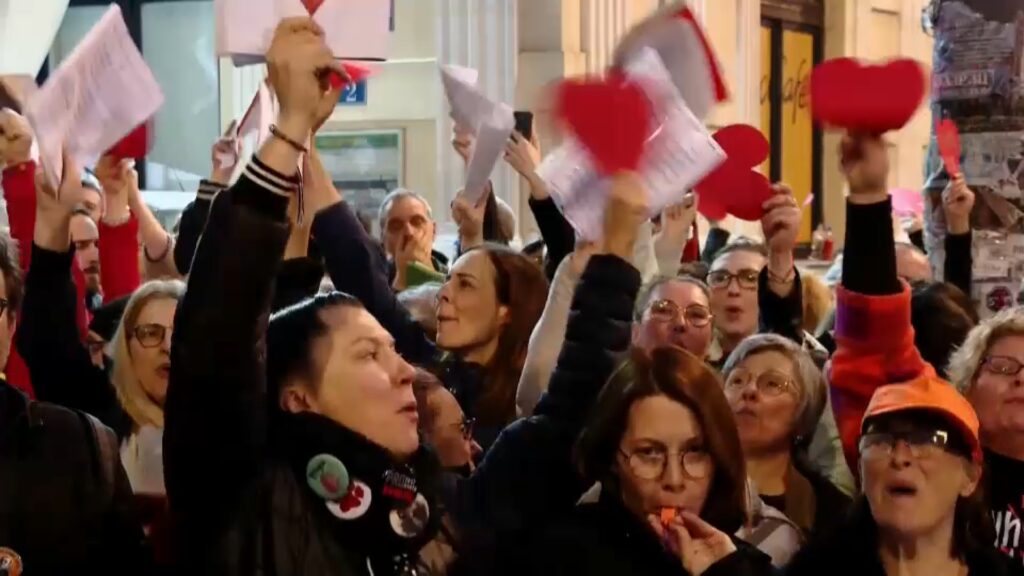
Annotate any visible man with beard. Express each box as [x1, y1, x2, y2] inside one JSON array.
[[69, 208, 102, 311]]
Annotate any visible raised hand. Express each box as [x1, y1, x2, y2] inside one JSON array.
[[840, 133, 889, 203], [648, 511, 738, 576], [761, 183, 801, 257], [0, 108, 33, 168], [943, 172, 975, 235], [94, 155, 134, 224], [452, 125, 474, 163], [210, 121, 242, 185], [658, 194, 698, 243], [602, 171, 649, 260], [34, 152, 85, 252], [451, 191, 486, 250], [266, 17, 348, 147]]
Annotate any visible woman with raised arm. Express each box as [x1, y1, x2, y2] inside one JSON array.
[[784, 134, 1011, 576], [165, 18, 656, 575]]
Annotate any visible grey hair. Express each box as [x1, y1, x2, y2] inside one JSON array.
[[397, 282, 442, 336], [377, 188, 432, 239], [495, 195, 517, 242], [948, 307, 1024, 394], [721, 333, 826, 444]]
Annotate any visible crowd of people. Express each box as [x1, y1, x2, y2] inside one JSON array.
[[0, 15, 1022, 576]]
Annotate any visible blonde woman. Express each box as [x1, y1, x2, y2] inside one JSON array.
[[108, 280, 184, 493]]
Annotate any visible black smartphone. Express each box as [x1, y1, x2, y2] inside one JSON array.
[[514, 110, 534, 141]]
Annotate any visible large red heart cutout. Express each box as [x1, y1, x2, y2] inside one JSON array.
[[556, 75, 652, 175], [937, 118, 961, 175], [696, 124, 773, 221], [810, 58, 926, 133], [106, 119, 154, 160]]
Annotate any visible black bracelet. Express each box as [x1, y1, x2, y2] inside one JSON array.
[[269, 124, 309, 154], [144, 233, 173, 263]]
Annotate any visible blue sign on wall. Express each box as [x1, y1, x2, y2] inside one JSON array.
[[339, 80, 368, 106]]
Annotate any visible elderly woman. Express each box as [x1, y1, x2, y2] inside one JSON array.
[[722, 334, 851, 536], [792, 133, 1012, 575], [948, 307, 1024, 565]]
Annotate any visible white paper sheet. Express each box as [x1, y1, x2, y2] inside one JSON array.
[[216, 0, 391, 63], [236, 80, 278, 149], [24, 4, 164, 190], [0, 0, 69, 76], [440, 65, 491, 130], [464, 102, 515, 203], [537, 49, 724, 240]]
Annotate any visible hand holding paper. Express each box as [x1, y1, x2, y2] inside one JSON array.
[[811, 58, 926, 133], [24, 4, 164, 190], [33, 151, 85, 253], [602, 172, 649, 260], [943, 173, 975, 235]]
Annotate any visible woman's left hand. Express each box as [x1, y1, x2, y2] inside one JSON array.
[[649, 511, 737, 576]]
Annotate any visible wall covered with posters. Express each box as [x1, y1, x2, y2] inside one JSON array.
[[924, 0, 1024, 319]]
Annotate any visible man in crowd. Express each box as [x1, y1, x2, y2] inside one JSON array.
[[378, 188, 448, 291], [70, 208, 102, 310]]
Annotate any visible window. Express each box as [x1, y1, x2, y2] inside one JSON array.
[[760, 0, 823, 246], [45, 0, 217, 189]]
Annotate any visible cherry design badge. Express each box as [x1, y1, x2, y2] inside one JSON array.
[[326, 480, 372, 520]]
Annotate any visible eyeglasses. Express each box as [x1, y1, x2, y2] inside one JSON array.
[[981, 355, 1024, 378], [647, 300, 713, 328], [858, 429, 951, 461], [619, 445, 712, 481], [724, 369, 796, 397], [707, 269, 760, 291], [132, 324, 171, 348]]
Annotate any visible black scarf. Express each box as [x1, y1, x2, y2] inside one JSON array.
[[273, 411, 442, 575]]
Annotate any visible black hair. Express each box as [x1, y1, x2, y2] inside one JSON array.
[[710, 238, 768, 264], [266, 291, 364, 402], [910, 281, 977, 379]]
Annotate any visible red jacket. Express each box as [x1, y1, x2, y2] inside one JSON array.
[[829, 282, 934, 473]]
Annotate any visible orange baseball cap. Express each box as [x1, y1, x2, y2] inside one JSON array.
[[861, 374, 982, 463]]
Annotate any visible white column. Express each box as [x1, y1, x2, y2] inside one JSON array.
[[580, 0, 633, 73], [436, 0, 518, 232]]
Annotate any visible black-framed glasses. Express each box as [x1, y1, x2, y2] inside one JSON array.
[[619, 445, 712, 481], [858, 429, 950, 461], [647, 300, 713, 328], [724, 368, 796, 397], [981, 356, 1024, 378], [707, 269, 759, 291], [132, 324, 171, 348]]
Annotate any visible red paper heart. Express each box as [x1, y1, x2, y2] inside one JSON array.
[[301, 0, 325, 16], [106, 120, 154, 160], [810, 58, 926, 133], [712, 124, 769, 167], [327, 63, 373, 90], [937, 119, 961, 175], [697, 190, 729, 221], [695, 124, 772, 221], [727, 171, 774, 221], [556, 76, 652, 175]]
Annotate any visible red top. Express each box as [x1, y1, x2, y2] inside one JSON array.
[[829, 282, 934, 473], [98, 216, 141, 303]]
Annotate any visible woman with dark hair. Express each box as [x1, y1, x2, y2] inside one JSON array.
[[165, 23, 651, 572], [530, 346, 774, 575], [310, 162, 548, 452], [910, 281, 977, 379], [789, 132, 1012, 575]]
